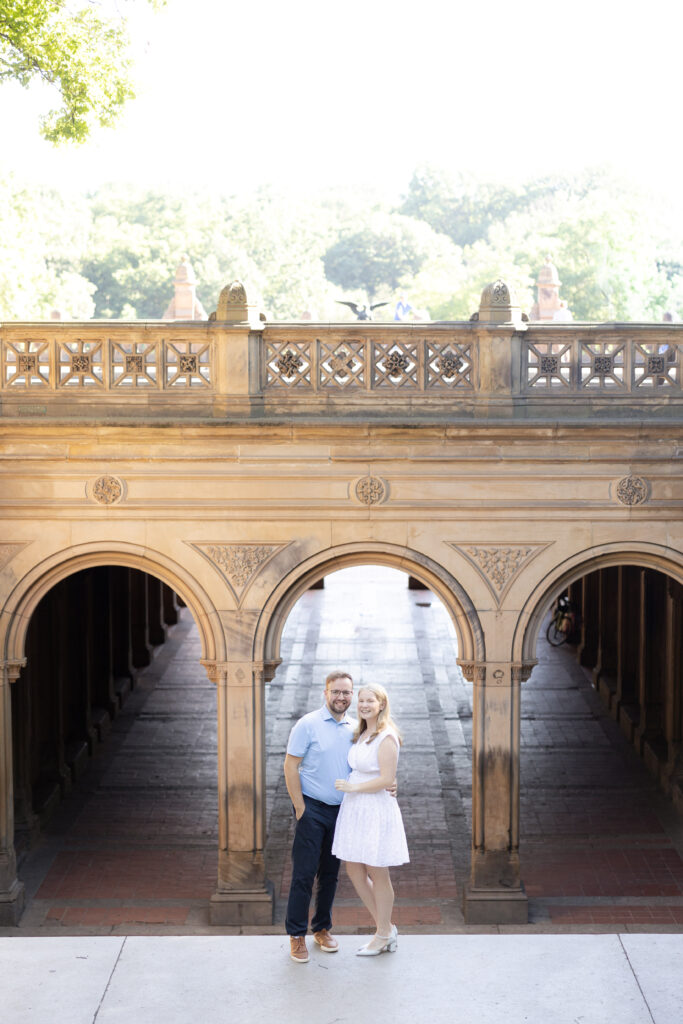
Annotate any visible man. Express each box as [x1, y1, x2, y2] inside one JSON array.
[[283, 669, 355, 963]]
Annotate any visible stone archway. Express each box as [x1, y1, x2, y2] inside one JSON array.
[[244, 542, 518, 922], [0, 542, 226, 925], [2, 541, 224, 667], [513, 541, 683, 667], [253, 542, 485, 677], [510, 541, 683, 923]]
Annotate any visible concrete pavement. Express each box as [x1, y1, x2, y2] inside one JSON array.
[[2, 933, 683, 1024]]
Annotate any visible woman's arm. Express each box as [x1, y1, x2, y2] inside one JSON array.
[[335, 735, 398, 794]]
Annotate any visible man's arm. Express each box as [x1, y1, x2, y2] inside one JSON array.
[[284, 754, 306, 819]]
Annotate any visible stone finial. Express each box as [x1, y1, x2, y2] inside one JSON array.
[[214, 280, 262, 326], [477, 279, 523, 324], [162, 256, 207, 320], [529, 257, 572, 322]]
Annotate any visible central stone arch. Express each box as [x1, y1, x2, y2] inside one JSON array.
[[253, 541, 485, 676]]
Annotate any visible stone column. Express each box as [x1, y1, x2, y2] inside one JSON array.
[[617, 566, 641, 738], [460, 660, 530, 925], [54, 583, 73, 795], [10, 663, 37, 840], [130, 569, 152, 668], [663, 579, 683, 782], [146, 576, 166, 647], [595, 567, 619, 708], [88, 567, 116, 738], [0, 661, 26, 925], [110, 566, 134, 704], [578, 571, 600, 669], [162, 584, 180, 626], [637, 570, 666, 759], [204, 660, 272, 925]]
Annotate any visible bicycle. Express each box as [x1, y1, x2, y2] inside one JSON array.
[[546, 594, 574, 646]]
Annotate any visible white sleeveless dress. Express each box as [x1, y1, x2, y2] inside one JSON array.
[[331, 728, 409, 867]]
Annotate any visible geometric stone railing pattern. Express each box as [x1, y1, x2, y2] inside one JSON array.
[[264, 336, 475, 390], [524, 335, 682, 392], [1, 323, 682, 408], [1, 336, 212, 389]]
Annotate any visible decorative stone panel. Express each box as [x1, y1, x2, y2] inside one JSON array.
[[111, 340, 159, 387], [372, 341, 419, 388], [165, 340, 211, 387], [57, 340, 104, 387], [0, 543, 27, 571], [319, 340, 366, 388], [189, 542, 289, 605], [426, 341, 473, 389], [447, 542, 551, 605], [265, 341, 312, 388], [579, 342, 626, 390]]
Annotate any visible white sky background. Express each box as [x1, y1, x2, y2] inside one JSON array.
[[2, 0, 683, 215]]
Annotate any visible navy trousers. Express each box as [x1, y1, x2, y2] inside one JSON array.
[[285, 795, 341, 936]]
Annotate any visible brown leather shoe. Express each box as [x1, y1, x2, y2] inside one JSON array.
[[289, 936, 309, 963], [313, 929, 339, 953]]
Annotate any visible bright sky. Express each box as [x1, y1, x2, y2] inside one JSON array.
[[2, 0, 682, 209]]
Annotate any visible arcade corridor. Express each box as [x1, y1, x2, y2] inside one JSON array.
[[4, 567, 683, 934]]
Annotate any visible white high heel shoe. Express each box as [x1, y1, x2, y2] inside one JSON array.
[[356, 929, 398, 956]]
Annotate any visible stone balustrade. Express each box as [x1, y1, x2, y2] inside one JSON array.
[[1, 280, 681, 422]]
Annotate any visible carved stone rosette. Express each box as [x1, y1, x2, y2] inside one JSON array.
[[352, 475, 388, 506], [448, 542, 551, 605], [614, 475, 649, 506], [87, 475, 126, 505], [189, 542, 288, 605]]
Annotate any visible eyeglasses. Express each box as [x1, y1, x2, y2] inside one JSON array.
[[329, 690, 353, 698]]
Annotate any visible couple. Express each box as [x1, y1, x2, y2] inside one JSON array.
[[283, 670, 409, 963]]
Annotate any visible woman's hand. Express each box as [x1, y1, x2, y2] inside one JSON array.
[[335, 779, 354, 792]]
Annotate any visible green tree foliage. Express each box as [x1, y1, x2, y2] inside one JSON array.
[[323, 214, 448, 302], [0, 0, 160, 142], [0, 166, 680, 323], [0, 171, 95, 318], [400, 165, 560, 248]]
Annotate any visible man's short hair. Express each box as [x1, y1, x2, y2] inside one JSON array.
[[325, 670, 353, 689]]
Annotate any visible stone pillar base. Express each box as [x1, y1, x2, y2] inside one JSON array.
[[209, 883, 274, 926], [0, 881, 25, 926], [462, 883, 528, 925]]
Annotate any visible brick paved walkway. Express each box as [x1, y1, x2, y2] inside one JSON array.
[[8, 566, 683, 934]]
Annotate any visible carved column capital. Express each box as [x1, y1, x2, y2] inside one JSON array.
[[457, 660, 486, 683], [0, 660, 26, 685], [460, 660, 536, 685], [201, 660, 229, 685], [511, 662, 537, 684], [201, 660, 265, 687]]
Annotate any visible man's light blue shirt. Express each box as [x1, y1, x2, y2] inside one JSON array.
[[287, 705, 355, 805]]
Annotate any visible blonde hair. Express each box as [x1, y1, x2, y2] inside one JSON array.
[[353, 683, 402, 745]]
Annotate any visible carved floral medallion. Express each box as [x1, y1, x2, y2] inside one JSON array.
[[353, 476, 388, 506], [88, 475, 125, 505], [615, 476, 649, 506]]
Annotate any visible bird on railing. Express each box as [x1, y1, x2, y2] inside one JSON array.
[[336, 300, 390, 321]]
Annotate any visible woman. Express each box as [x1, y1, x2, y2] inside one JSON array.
[[333, 683, 409, 956]]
